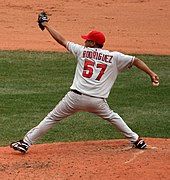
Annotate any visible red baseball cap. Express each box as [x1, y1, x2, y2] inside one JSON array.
[[81, 30, 105, 45]]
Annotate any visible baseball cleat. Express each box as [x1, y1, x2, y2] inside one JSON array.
[[133, 138, 147, 149], [10, 140, 29, 153]]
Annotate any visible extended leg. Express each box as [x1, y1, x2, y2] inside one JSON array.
[[10, 92, 78, 153], [92, 99, 139, 142]]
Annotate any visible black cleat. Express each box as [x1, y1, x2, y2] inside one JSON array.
[[10, 140, 29, 153], [133, 138, 147, 149]]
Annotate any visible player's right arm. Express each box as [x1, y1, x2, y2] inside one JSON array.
[[133, 58, 159, 84], [115, 52, 159, 85], [43, 22, 68, 48]]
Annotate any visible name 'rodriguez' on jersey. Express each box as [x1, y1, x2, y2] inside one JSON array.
[[67, 41, 135, 99]]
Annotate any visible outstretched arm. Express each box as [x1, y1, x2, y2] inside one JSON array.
[[43, 22, 68, 48], [133, 58, 159, 85]]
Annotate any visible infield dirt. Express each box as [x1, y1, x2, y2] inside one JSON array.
[[0, 0, 169, 179], [0, 139, 169, 180], [0, 0, 170, 54]]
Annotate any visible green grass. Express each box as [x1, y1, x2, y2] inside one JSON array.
[[0, 51, 169, 146]]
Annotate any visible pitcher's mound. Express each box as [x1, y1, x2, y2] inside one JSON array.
[[0, 138, 169, 180]]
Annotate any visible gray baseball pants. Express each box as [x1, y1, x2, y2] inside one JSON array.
[[24, 91, 139, 145]]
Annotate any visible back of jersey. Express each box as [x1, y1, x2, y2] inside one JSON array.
[[67, 42, 134, 98]]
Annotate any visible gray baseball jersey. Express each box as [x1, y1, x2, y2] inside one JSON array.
[[67, 42, 134, 98]]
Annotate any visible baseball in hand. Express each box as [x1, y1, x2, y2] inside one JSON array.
[[152, 81, 159, 87]]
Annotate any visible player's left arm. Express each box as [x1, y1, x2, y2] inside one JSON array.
[[38, 12, 82, 55], [132, 58, 159, 85], [43, 22, 68, 48], [37, 12, 68, 48]]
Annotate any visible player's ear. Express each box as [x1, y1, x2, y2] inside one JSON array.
[[90, 41, 96, 47]]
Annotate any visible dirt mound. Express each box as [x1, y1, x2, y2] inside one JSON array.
[[0, 138, 169, 180]]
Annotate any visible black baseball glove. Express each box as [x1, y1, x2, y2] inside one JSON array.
[[37, 11, 49, 31]]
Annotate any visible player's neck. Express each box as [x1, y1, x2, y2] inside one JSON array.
[[86, 45, 102, 49]]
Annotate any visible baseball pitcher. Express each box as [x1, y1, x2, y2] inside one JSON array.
[[10, 12, 159, 153]]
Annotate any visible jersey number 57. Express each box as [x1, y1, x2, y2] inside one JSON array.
[[82, 59, 107, 81]]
